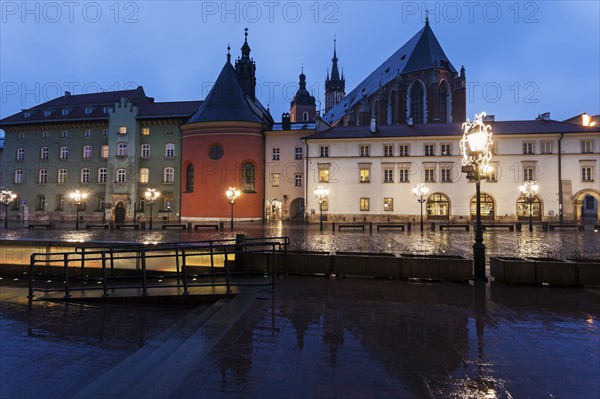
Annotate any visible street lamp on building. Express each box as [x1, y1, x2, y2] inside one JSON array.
[[69, 190, 88, 230], [144, 188, 160, 230], [460, 112, 493, 282], [314, 185, 329, 231], [519, 180, 539, 232], [225, 187, 241, 231], [412, 183, 429, 232], [0, 189, 17, 229]]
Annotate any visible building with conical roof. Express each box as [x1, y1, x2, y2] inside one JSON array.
[[290, 69, 317, 123], [323, 18, 466, 127], [180, 31, 273, 222]]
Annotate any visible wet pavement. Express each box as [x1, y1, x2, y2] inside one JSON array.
[[1, 277, 599, 398], [0, 221, 599, 259]]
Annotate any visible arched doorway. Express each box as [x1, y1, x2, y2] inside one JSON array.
[[426, 193, 450, 221], [471, 193, 495, 220], [516, 194, 542, 221], [289, 198, 304, 220], [573, 189, 600, 223], [115, 202, 126, 223]]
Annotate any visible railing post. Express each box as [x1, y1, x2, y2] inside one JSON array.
[[28, 254, 35, 299], [80, 247, 86, 278], [271, 243, 276, 292], [209, 242, 215, 282], [109, 247, 115, 277], [141, 249, 148, 296], [181, 248, 188, 295], [63, 253, 71, 299], [175, 248, 180, 275], [101, 251, 109, 297], [224, 245, 232, 294]]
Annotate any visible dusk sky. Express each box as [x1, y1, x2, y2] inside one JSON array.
[[1, 1, 599, 125]]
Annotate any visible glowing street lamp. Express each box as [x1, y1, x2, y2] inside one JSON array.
[[519, 181, 539, 232], [69, 190, 88, 230], [0, 189, 17, 229], [144, 188, 160, 230], [412, 183, 429, 232], [313, 185, 329, 231], [460, 112, 493, 282], [225, 187, 241, 231]]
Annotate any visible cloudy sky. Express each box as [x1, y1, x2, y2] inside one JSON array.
[[1, 1, 598, 123]]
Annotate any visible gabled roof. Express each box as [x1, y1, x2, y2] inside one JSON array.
[[323, 20, 456, 125], [187, 62, 272, 125], [305, 119, 600, 140], [0, 87, 149, 127]]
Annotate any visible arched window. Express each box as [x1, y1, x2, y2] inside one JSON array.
[[82, 145, 92, 159], [517, 194, 542, 220], [141, 144, 150, 158], [60, 146, 69, 159], [163, 167, 175, 183], [117, 142, 127, 157], [303, 111, 309, 122], [57, 169, 67, 183], [81, 168, 91, 183], [426, 193, 450, 220], [470, 193, 495, 220], [165, 143, 175, 158], [38, 169, 47, 183], [185, 164, 194, 192], [98, 168, 107, 183], [40, 147, 49, 160], [140, 168, 149, 184], [116, 168, 126, 183], [409, 80, 425, 124], [242, 162, 255, 192], [439, 80, 451, 123]]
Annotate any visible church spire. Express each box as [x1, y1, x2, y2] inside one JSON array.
[[235, 28, 256, 100], [325, 36, 345, 113]]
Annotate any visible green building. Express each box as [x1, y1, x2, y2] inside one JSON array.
[[0, 87, 200, 225]]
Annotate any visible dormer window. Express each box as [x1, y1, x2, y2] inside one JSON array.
[[44, 110, 52, 117], [103, 106, 111, 114], [85, 107, 93, 115], [24, 111, 31, 118], [61, 108, 70, 116]]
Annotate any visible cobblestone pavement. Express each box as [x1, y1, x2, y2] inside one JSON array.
[[1, 277, 599, 399]]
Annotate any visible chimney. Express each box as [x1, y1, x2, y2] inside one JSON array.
[[536, 112, 551, 121], [64, 91, 71, 99], [370, 117, 377, 134], [281, 113, 291, 130]]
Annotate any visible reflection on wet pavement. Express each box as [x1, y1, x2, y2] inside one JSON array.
[[1, 222, 599, 259]]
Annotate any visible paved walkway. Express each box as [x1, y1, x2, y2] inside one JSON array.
[[1, 277, 599, 398]]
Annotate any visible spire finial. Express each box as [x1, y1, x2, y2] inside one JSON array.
[[425, 9, 429, 24], [301, 63, 304, 74], [244, 27, 248, 42], [227, 43, 231, 62]]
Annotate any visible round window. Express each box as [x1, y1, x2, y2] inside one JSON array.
[[208, 144, 224, 160]]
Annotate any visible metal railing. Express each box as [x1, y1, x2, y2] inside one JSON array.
[[28, 236, 289, 299]]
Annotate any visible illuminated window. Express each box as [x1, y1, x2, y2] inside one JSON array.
[[142, 127, 150, 136], [119, 126, 127, 135], [360, 197, 370, 211], [470, 193, 495, 219], [140, 168, 149, 184], [359, 168, 370, 183], [319, 164, 330, 183], [272, 173, 280, 187], [383, 197, 393, 211], [101, 145, 109, 159], [426, 193, 450, 219]]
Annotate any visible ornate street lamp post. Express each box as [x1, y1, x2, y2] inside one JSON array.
[[519, 181, 539, 232], [0, 189, 17, 229], [460, 112, 493, 282], [144, 188, 160, 230], [69, 190, 88, 230], [412, 183, 429, 232], [313, 185, 329, 231], [225, 187, 241, 231]]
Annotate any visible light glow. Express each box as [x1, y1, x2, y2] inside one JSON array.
[[460, 112, 493, 170], [226, 187, 241, 204]]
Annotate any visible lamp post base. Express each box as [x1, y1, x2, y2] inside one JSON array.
[[473, 242, 487, 282]]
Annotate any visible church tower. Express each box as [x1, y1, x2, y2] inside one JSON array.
[[324, 38, 345, 113], [235, 28, 257, 100], [290, 68, 316, 122]]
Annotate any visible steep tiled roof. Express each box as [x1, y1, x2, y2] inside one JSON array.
[[137, 101, 202, 119], [187, 62, 272, 125], [0, 87, 149, 127], [305, 120, 600, 140], [323, 21, 456, 125]]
